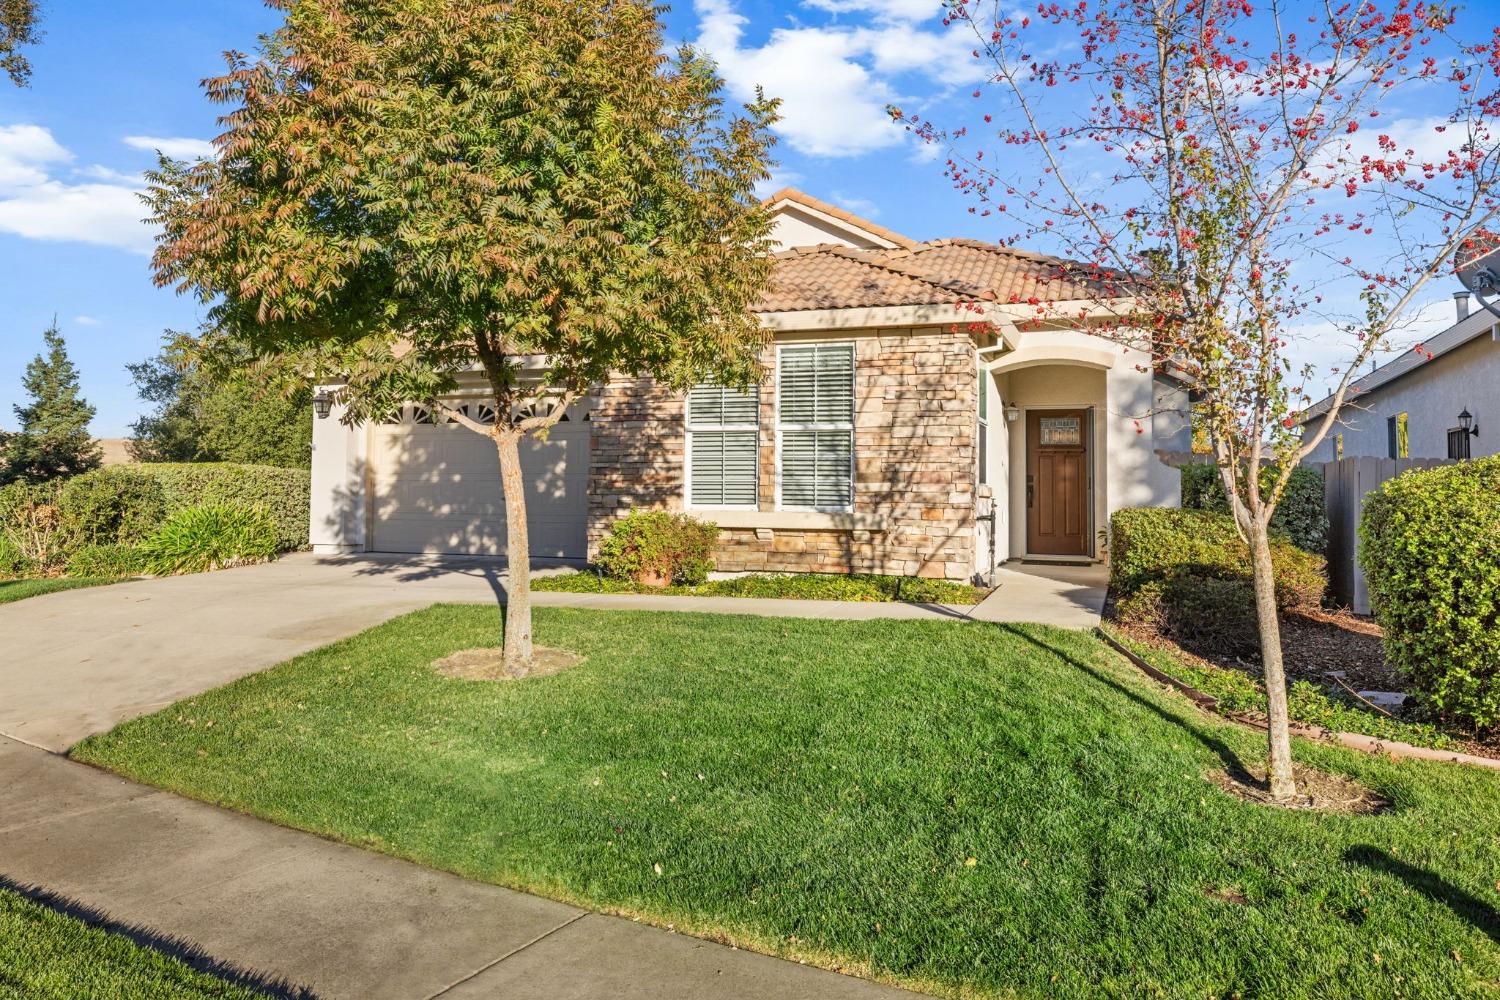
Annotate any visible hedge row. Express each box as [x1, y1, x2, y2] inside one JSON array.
[[1360, 456, 1500, 730], [1180, 463, 1327, 553], [0, 463, 310, 578], [1111, 507, 1326, 656]]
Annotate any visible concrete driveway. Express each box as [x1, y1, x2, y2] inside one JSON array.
[[0, 553, 1105, 752]]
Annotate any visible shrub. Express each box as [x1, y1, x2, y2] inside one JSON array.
[[65, 543, 148, 578], [139, 504, 280, 576], [0, 534, 27, 578], [132, 463, 310, 551], [56, 468, 168, 547], [1111, 507, 1327, 656], [595, 510, 719, 585], [0, 480, 66, 575], [1360, 456, 1500, 729], [1180, 463, 1327, 553]]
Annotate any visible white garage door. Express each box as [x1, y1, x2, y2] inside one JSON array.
[[370, 402, 589, 558]]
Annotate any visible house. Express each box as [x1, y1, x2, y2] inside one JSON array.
[[309, 190, 1185, 581], [1300, 293, 1499, 462]]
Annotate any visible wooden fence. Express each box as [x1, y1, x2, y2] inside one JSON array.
[[1320, 456, 1453, 614]]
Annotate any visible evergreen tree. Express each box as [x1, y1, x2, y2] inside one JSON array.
[[2, 323, 102, 484]]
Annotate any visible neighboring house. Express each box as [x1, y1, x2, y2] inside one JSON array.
[[310, 189, 1184, 581], [1301, 294, 1499, 463]]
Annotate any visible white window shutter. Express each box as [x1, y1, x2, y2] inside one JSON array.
[[687, 383, 758, 507], [778, 344, 855, 509]]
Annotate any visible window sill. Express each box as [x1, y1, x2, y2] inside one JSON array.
[[691, 509, 890, 532]]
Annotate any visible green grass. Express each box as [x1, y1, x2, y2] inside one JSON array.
[[1106, 625, 1465, 752], [0, 887, 264, 999], [0, 577, 118, 605], [73, 607, 1500, 999], [534, 570, 987, 604]]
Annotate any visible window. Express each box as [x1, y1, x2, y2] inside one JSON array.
[[977, 368, 988, 483], [1387, 412, 1409, 459], [777, 343, 854, 510], [1448, 427, 1472, 461], [686, 383, 758, 508]]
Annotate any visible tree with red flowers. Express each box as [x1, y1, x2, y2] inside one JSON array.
[[905, 0, 1500, 799]]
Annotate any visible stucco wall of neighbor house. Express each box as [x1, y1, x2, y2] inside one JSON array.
[[995, 342, 1179, 560], [587, 326, 978, 580], [1302, 331, 1500, 462], [309, 390, 369, 554]]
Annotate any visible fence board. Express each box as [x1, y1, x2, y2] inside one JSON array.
[[1319, 456, 1453, 614]]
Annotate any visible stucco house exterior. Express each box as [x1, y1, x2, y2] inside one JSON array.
[[1300, 293, 1499, 463], [310, 189, 1184, 581]]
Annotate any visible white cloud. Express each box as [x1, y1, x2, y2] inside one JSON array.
[[0, 124, 152, 253], [831, 190, 882, 217], [72, 315, 101, 326], [692, 0, 978, 158], [123, 135, 215, 160], [754, 168, 805, 199]]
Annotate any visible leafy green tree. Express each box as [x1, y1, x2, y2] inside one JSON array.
[[1, 0, 41, 86], [146, 0, 779, 675], [128, 337, 312, 468], [2, 322, 101, 485]]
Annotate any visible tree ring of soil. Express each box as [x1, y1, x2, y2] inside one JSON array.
[[433, 646, 585, 681], [1206, 764, 1391, 814]]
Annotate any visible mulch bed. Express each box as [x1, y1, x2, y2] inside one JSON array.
[[433, 645, 585, 681], [1206, 763, 1392, 814]]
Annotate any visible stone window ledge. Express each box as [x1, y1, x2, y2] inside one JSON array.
[[689, 509, 891, 532]]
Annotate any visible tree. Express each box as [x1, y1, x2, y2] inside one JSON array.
[[1, 0, 41, 86], [128, 336, 312, 468], [146, 0, 778, 675], [2, 322, 102, 485], [912, 0, 1500, 798]]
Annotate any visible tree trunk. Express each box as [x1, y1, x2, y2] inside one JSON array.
[[1248, 522, 1296, 800], [494, 428, 533, 677]]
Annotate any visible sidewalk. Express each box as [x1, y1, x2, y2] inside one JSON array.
[[0, 735, 923, 999]]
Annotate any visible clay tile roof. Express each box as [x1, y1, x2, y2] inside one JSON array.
[[876, 240, 1134, 305], [753, 245, 989, 313], [761, 188, 920, 250]]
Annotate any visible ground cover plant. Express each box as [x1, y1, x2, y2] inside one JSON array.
[[534, 570, 986, 605], [74, 606, 1500, 999], [0, 887, 265, 999]]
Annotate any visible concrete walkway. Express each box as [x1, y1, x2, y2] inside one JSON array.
[[0, 735, 919, 999], [0, 553, 1105, 753]]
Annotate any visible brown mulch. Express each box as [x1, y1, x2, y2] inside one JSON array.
[[1206, 763, 1392, 814], [433, 646, 585, 681]]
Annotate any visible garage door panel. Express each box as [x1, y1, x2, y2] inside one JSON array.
[[371, 407, 589, 558]]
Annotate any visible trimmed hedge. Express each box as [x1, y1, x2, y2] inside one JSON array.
[[1360, 456, 1500, 729], [130, 463, 310, 552], [596, 510, 719, 586], [1180, 463, 1327, 553], [1111, 507, 1327, 655], [57, 468, 167, 547]]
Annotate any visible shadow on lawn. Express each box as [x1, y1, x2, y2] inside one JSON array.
[[1345, 845, 1500, 946], [996, 624, 1256, 784], [0, 874, 319, 999]]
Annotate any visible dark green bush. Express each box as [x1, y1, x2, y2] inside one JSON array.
[[132, 463, 310, 551], [56, 468, 167, 547], [1180, 463, 1327, 553], [596, 510, 719, 585], [65, 543, 148, 578], [140, 504, 280, 576], [1111, 507, 1326, 655], [1360, 456, 1500, 729]]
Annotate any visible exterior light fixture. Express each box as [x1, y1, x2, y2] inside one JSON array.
[[1458, 408, 1478, 436], [1003, 403, 1022, 423], [313, 389, 334, 420]]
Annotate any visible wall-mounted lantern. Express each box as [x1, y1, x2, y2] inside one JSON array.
[[1458, 408, 1479, 437], [1003, 403, 1022, 423], [313, 389, 334, 420]]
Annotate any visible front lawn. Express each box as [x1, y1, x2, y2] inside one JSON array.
[[0, 577, 118, 605], [534, 570, 987, 604], [0, 887, 265, 999], [74, 607, 1500, 999]]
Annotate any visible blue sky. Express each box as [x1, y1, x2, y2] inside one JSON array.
[[0, 0, 1480, 436]]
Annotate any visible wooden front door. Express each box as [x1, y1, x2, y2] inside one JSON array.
[[1026, 409, 1090, 556]]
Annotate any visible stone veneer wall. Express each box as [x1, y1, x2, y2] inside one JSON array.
[[587, 327, 977, 580]]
